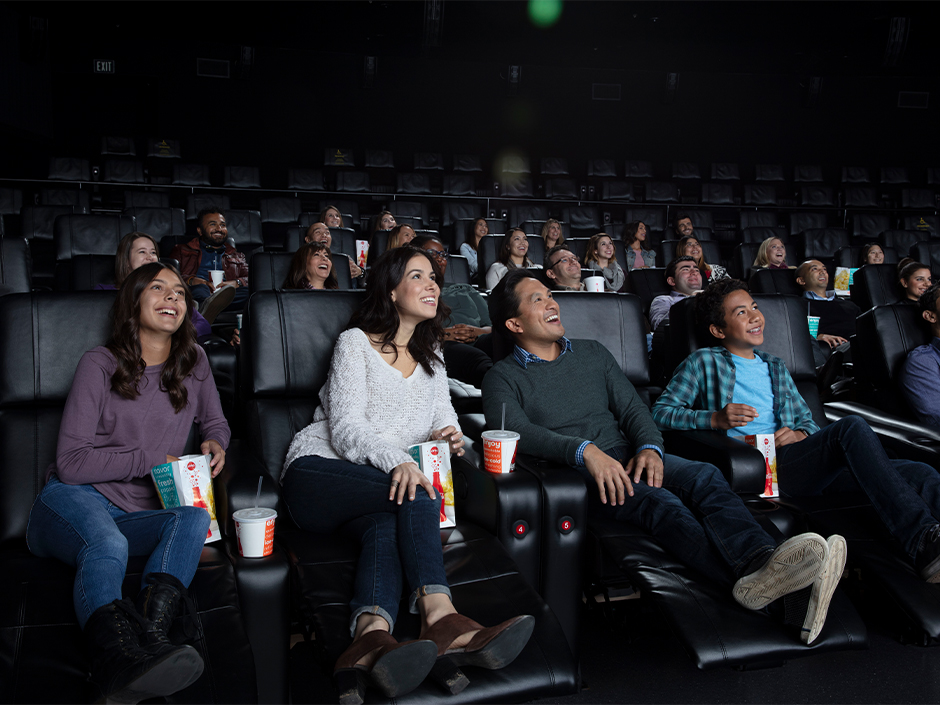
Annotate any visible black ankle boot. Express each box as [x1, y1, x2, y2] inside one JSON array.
[[135, 572, 202, 647], [84, 598, 204, 704]]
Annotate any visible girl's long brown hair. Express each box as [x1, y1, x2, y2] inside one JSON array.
[[347, 246, 449, 376], [114, 231, 159, 288], [106, 262, 200, 413]]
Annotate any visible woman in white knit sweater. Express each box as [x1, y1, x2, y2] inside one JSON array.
[[282, 247, 532, 704]]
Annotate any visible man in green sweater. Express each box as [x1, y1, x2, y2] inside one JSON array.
[[482, 269, 836, 642]]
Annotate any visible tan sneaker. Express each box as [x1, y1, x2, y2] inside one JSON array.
[[801, 534, 847, 644], [198, 285, 236, 324], [733, 533, 828, 611]]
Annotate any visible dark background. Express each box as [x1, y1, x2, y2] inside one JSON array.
[[2, 1, 938, 181]]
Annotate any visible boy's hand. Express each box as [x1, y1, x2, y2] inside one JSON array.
[[774, 426, 806, 448], [711, 403, 758, 430]]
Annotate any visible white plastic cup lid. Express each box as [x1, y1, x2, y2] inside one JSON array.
[[482, 430, 520, 441], [233, 507, 277, 523]]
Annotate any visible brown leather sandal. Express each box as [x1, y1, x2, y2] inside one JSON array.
[[333, 629, 437, 705], [422, 613, 535, 671]]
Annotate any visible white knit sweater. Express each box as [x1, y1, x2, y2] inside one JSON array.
[[282, 328, 460, 480]]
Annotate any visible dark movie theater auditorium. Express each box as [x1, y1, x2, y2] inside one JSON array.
[[3, 2, 940, 704]]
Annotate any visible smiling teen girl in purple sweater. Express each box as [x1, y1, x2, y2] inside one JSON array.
[[27, 262, 230, 704]]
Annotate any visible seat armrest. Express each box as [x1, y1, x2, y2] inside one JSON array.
[[661, 430, 766, 494], [825, 402, 940, 466], [513, 454, 588, 656], [452, 453, 542, 587], [214, 441, 281, 538]]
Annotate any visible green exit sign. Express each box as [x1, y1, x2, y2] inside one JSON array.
[[94, 60, 115, 74]]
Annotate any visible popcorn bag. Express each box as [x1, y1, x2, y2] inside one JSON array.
[[408, 442, 456, 527], [356, 240, 369, 268], [745, 434, 778, 498], [151, 454, 220, 543], [834, 267, 857, 295]]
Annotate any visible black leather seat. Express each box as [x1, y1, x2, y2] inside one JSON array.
[[903, 215, 939, 235], [53, 214, 136, 291], [843, 186, 879, 208], [396, 172, 432, 194], [800, 185, 836, 207], [834, 245, 898, 268], [173, 163, 212, 186], [239, 291, 579, 701], [224, 166, 262, 189], [748, 268, 802, 296], [588, 158, 617, 178], [122, 206, 186, 242], [672, 293, 940, 644], [500, 175, 535, 198], [755, 164, 786, 182], [287, 168, 325, 191], [740, 210, 780, 230], [525, 293, 867, 668], [797, 228, 849, 269], [442, 174, 476, 196], [20, 205, 80, 289], [741, 226, 788, 244], [912, 242, 940, 272], [730, 243, 760, 280], [39, 187, 90, 212], [701, 183, 734, 205], [789, 212, 828, 236], [0, 238, 31, 294], [186, 194, 232, 220], [624, 267, 668, 316], [601, 180, 635, 202], [545, 178, 578, 199], [851, 264, 903, 311], [645, 181, 679, 203], [743, 184, 779, 206], [0, 292, 289, 703], [852, 213, 891, 242], [882, 229, 930, 258], [49, 157, 91, 181]]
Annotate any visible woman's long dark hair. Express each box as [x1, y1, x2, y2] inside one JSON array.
[[498, 228, 533, 268], [283, 242, 339, 290], [114, 231, 159, 287], [348, 246, 450, 376], [624, 221, 653, 251], [106, 262, 200, 413]]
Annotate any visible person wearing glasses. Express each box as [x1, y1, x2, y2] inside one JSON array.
[[413, 235, 494, 387], [545, 244, 585, 291]]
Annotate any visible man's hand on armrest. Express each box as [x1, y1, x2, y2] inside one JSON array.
[[624, 448, 663, 489], [583, 444, 633, 505]]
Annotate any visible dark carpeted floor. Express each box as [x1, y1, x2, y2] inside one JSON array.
[[289, 594, 940, 704]]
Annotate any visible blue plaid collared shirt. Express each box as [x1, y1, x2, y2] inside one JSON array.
[[511, 337, 663, 466]]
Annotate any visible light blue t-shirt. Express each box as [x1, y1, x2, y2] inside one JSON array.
[[727, 353, 778, 438]]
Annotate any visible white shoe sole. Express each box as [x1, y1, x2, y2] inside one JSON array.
[[802, 534, 847, 645], [733, 533, 828, 610]]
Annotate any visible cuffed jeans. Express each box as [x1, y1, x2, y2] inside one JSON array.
[[778, 415, 940, 562], [26, 475, 210, 629], [578, 448, 777, 587], [282, 455, 451, 636]]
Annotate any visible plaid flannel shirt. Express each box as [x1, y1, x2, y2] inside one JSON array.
[[652, 346, 820, 436]]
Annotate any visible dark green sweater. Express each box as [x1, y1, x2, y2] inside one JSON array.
[[481, 339, 663, 466]]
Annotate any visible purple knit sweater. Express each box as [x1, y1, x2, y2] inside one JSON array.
[[48, 346, 230, 513]]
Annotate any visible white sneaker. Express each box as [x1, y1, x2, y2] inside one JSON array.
[[733, 533, 828, 611], [801, 534, 847, 645]]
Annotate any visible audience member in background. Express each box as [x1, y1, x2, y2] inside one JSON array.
[[753, 237, 792, 270], [795, 259, 859, 368], [305, 221, 364, 280], [97, 232, 213, 336], [649, 257, 704, 331], [860, 243, 885, 266], [654, 279, 940, 603], [371, 210, 397, 239], [319, 205, 344, 229], [541, 218, 565, 251], [281, 247, 533, 701], [584, 233, 625, 291], [678, 235, 728, 283], [486, 228, 538, 290], [414, 235, 493, 387], [483, 269, 833, 645], [546, 244, 584, 291], [171, 207, 248, 314], [901, 283, 940, 428], [388, 223, 417, 250], [899, 261, 933, 304], [27, 262, 228, 702], [283, 242, 339, 290], [624, 220, 656, 271], [459, 217, 488, 277], [673, 212, 695, 238]]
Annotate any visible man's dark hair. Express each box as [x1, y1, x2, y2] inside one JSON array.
[[665, 255, 697, 284], [410, 234, 443, 250], [919, 281, 940, 314], [673, 211, 692, 229], [195, 206, 225, 232], [695, 278, 749, 331], [545, 243, 574, 267], [488, 268, 540, 342]]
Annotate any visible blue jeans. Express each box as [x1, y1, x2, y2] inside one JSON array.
[[191, 283, 249, 311], [777, 415, 940, 561], [282, 455, 451, 636], [579, 449, 777, 587], [26, 476, 210, 629]]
